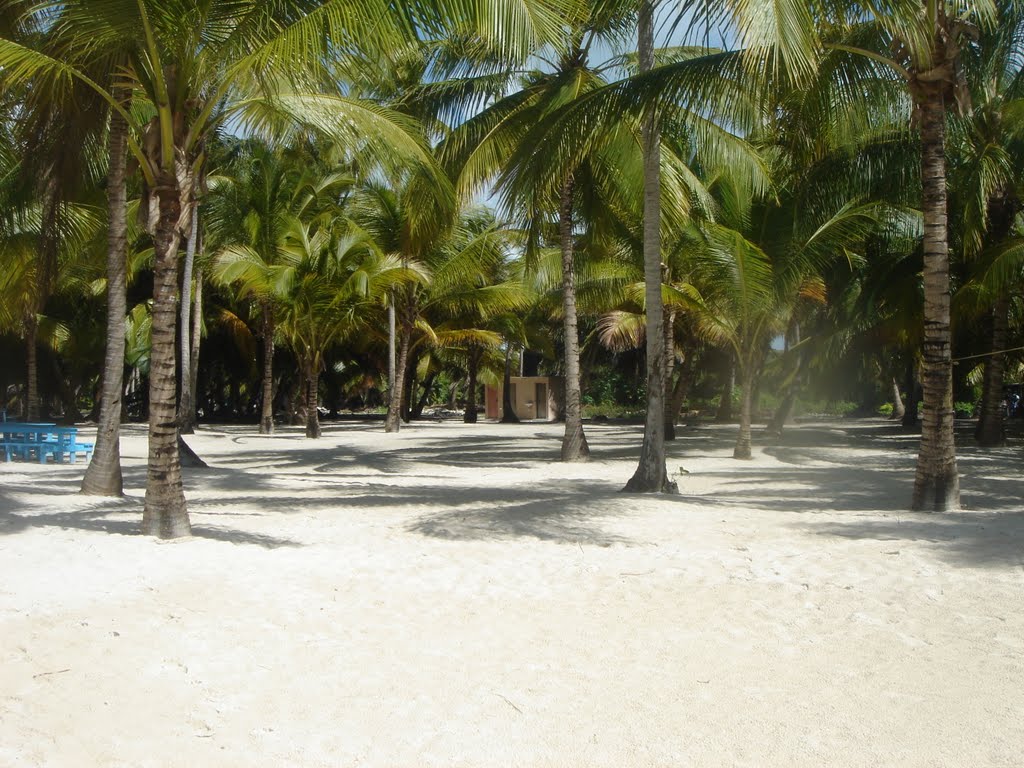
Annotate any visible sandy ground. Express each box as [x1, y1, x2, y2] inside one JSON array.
[[0, 417, 1022, 767]]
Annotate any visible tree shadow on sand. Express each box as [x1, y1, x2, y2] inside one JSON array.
[[0, 490, 301, 548], [802, 513, 1024, 570]]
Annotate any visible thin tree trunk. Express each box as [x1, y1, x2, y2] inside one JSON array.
[[142, 179, 191, 539], [25, 317, 39, 421], [501, 343, 519, 423], [259, 300, 275, 434], [401, 352, 415, 424], [668, 353, 694, 430], [82, 97, 129, 494], [464, 348, 480, 423], [177, 201, 198, 433], [385, 298, 412, 432], [663, 308, 677, 440], [388, 299, 396, 398], [733, 369, 753, 459], [412, 370, 437, 420], [624, 0, 674, 493], [26, 180, 60, 422], [890, 377, 906, 420], [976, 292, 1009, 446], [188, 271, 203, 424], [911, 89, 960, 511], [558, 176, 590, 460], [305, 365, 321, 438]]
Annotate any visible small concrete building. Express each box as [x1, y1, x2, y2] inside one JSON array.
[[485, 376, 564, 421]]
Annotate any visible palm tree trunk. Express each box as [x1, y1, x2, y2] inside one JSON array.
[[401, 352, 415, 423], [142, 179, 191, 539], [305, 365, 321, 439], [624, 0, 674, 493], [911, 90, 960, 511], [259, 300, 275, 434], [412, 370, 437, 419], [25, 316, 39, 421], [663, 308, 677, 440], [188, 272, 203, 422], [558, 176, 590, 460], [890, 377, 906, 420], [667, 352, 694, 430], [82, 98, 128, 495], [501, 343, 520, 423], [385, 295, 412, 432], [975, 292, 1009, 446], [464, 348, 480, 423], [733, 369, 753, 460], [178, 202, 199, 434]]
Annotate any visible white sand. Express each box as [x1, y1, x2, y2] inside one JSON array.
[[1, 418, 1022, 767]]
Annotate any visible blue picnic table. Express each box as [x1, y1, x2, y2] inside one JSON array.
[[1, 423, 94, 464]]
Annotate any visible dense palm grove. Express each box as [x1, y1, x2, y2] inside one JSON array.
[[0, 0, 1021, 536]]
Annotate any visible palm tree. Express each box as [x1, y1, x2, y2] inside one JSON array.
[[274, 215, 412, 437], [81, 88, 130, 494], [0, 0, 446, 536], [209, 141, 350, 434]]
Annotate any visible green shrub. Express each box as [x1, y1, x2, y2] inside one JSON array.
[[954, 401, 975, 418], [877, 403, 894, 417]]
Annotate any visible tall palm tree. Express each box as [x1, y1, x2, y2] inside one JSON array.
[[0, 0, 445, 536]]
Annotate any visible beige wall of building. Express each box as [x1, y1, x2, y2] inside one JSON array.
[[485, 376, 564, 421]]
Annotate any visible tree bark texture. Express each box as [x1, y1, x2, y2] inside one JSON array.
[[259, 301, 275, 434], [177, 202, 199, 433], [558, 176, 590, 460], [911, 90, 960, 511], [890, 377, 906, 420], [624, 0, 674, 493], [975, 292, 1009, 446], [733, 370, 754, 459], [464, 348, 480, 423], [385, 296, 413, 432], [305, 368, 321, 438], [82, 98, 129, 495], [142, 178, 191, 538], [25, 317, 39, 421]]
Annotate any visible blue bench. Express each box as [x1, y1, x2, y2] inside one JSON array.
[[2, 424, 93, 464]]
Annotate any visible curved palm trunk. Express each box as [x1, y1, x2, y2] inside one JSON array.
[[890, 377, 906, 421], [412, 370, 437, 420], [911, 92, 960, 511], [82, 100, 129, 495], [500, 343, 520, 423], [142, 180, 191, 539], [464, 348, 480, 423], [259, 301, 275, 434], [976, 292, 1009, 446], [733, 369, 753, 459], [177, 203, 199, 434], [625, 0, 674, 493], [558, 177, 590, 460], [305, 365, 321, 439]]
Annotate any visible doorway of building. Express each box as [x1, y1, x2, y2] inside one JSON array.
[[535, 382, 547, 419]]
